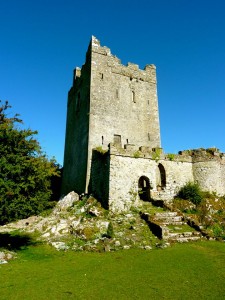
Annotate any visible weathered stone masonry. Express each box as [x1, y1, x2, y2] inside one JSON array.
[[62, 36, 225, 212], [90, 145, 225, 212], [62, 36, 160, 196]]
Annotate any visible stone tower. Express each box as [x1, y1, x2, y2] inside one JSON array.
[[62, 36, 161, 195]]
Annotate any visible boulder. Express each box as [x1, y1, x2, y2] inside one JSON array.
[[54, 191, 79, 213]]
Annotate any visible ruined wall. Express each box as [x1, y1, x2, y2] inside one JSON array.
[[106, 144, 194, 212], [153, 159, 194, 200], [96, 146, 225, 213]]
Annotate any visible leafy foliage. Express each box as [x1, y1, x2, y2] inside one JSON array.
[[0, 100, 60, 224], [177, 182, 203, 205]]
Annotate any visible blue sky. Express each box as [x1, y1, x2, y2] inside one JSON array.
[[1, 0, 225, 165]]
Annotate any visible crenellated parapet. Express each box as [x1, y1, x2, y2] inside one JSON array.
[[89, 36, 157, 83]]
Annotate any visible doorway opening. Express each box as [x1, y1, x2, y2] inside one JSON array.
[[138, 176, 151, 201]]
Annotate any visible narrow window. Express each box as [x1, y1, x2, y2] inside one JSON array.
[[126, 139, 129, 144], [148, 133, 150, 141], [100, 73, 104, 80], [132, 91, 136, 103], [102, 136, 104, 145], [116, 89, 119, 99]]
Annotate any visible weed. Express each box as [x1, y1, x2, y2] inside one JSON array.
[[106, 222, 114, 238], [77, 198, 87, 208], [152, 148, 162, 161], [167, 153, 175, 161], [133, 150, 141, 158], [129, 187, 138, 202]]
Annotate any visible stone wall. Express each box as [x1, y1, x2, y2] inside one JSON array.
[[107, 145, 194, 212], [109, 151, 156, 212], [62, 46, 91, 195], [91, 145, 225, 212]]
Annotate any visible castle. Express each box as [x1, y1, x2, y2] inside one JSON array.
[[62, 36, 225, 212]]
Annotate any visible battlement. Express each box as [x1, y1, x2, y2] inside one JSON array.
[[106, 143, 225, 163], [86, 36, 157, 83], [178, 148, 225, 162]]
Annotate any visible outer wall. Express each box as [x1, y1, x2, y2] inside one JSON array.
[[108, 155, 194, 212]]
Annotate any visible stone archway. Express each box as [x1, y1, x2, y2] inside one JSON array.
[[138, 176, 151, 201]]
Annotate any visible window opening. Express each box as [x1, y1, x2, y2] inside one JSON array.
[[114, 134, 121, 145], [102, 136, 104, 145], [116, 89, 119, 99], [132, 91, 136, 103]]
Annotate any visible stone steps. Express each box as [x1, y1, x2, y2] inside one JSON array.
[[151, 211, 184, 226], [171, 236, 201, 243], [141, 208, 202, 244]]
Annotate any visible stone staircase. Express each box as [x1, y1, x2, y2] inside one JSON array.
[[141, 210, 202, 243]]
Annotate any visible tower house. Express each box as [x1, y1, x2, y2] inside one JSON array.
[[62, 36, 161, 195]]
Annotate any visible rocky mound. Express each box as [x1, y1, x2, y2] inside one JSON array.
[[0, 192, 160, 252]]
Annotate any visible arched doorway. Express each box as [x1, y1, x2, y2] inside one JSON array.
[[156, 163, 166, 191], [138, 176, 151, 201]]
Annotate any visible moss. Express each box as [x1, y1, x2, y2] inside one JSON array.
[[133, 150, 141, 158], [94, 146, 108, 155]]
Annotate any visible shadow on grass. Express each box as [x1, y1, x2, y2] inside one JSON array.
[[0, 232, 38, 251]]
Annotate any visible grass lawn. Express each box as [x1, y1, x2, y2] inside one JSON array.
[[0, 240, 225, 299]]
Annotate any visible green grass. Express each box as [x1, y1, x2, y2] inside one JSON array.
[[1, 241, 225, 299]]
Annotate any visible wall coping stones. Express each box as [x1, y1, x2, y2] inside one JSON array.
[[106, 143, 225, 164]]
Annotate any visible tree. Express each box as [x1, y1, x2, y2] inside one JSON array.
[[0, 100, 60, 224]]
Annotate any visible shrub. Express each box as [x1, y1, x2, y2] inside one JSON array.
[[177, 182, 203, 205], [211, 223, 223, 238]]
